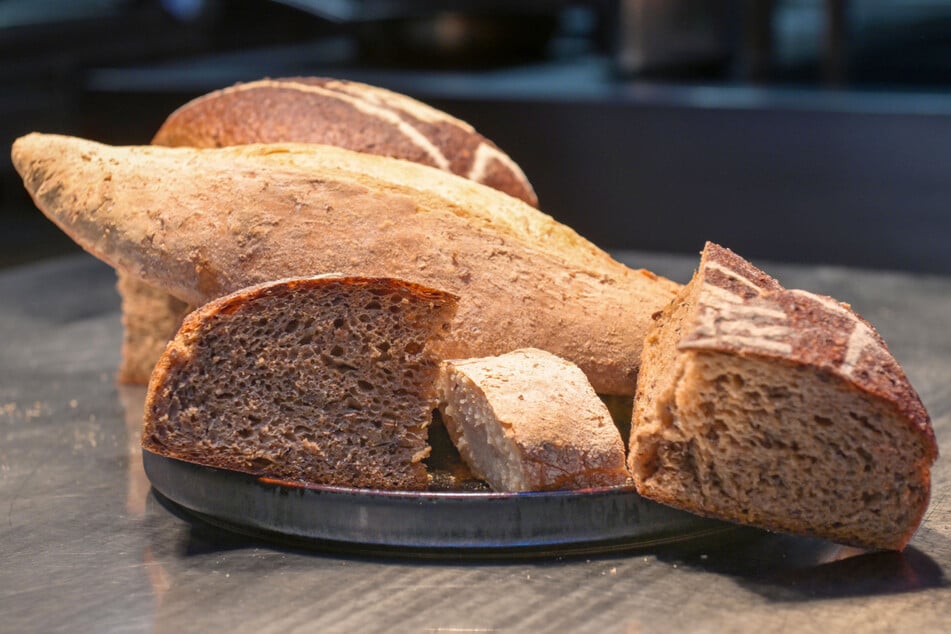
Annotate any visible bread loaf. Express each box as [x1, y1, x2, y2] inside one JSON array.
[[436, 348, 631, 492], [152, 77, 538, 206], [143, 275, 458, 490], [13, 133, 679, 396], [629, 242, 937, 550], [117, 77, 539, 384]]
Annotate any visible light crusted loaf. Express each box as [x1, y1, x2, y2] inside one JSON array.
[[12, 133, 679, 396], [143, 275, 458, 490], [629, 242, 937, 550], [436, 348, 631, 492], [118, 77, 539, 383]]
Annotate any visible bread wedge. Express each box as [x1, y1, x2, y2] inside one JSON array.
[[12, 133, 679, 395], [143, 275, 458, 490], [436, 348, 631, 492], [629, 242, 937, 550]]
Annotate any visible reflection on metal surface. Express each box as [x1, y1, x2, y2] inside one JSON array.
[[143, 449, 736, 557]]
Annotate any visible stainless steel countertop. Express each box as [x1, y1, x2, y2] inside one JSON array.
[[2, 252, 949, 633]]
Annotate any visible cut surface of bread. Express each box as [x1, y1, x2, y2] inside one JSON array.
[[630, 242, 937, 550], [142, 275, 458, 490], [436, 348, 631, 492], [117, 77, 539, 385], [13, 133, 679, 395]]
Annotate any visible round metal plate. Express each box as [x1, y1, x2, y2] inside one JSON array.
[[143, 449, 735, 556]]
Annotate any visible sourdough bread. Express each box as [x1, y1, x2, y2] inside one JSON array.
[[142, 275, 458, 490], [436, 348, 631, 491], [13, 133, 679, 396], [629, 242, 937, 550]]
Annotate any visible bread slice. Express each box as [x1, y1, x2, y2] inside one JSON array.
[[629, 242, 937, 550], [142, 275, 458, 490], [117, 77, 539, 384], [435, 348, 631, 492], [12, 133, 679, 396]]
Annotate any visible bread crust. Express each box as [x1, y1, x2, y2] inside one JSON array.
[[152, 77, 538, 207], [679, 243, 935, 454], [13, 133, 679, 395]]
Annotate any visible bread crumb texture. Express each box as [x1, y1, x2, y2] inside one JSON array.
[[142, 275, 457, 490]]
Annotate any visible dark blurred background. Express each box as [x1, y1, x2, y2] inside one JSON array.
[[3, 0, 951, 273]]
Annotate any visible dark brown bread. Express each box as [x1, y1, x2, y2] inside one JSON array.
[[629, 242, 937, 550], [152, 77, 538, 207], [142, 275, 458, 490], [435, 348, 631, 492], [118, 76, 539, 384]]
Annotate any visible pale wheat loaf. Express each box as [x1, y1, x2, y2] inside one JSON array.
[[142, 275, 458, 490], [629, 242, 937, 550]]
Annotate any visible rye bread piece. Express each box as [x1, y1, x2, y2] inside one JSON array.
[[13, 133, 679, 396], [142, 275, 458, 490], [117, 77, 538, 384], [436, 348, 631, 492], [629, 242, 938, 550]]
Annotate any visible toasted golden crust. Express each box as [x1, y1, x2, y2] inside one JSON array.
[[13, 133, 679, 395]]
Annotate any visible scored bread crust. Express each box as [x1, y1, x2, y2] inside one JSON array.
[[436, 348, 631, 492], [630, 242, 937, 550], [120, 76, 538, 385], [13, 133, 679, 396], [142, 274, 458, 490], [152, 76, 538, 207]]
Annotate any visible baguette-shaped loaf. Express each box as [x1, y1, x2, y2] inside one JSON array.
[[143, 275, 458, 490], [630, 242, 937, 550], [12, 133, 679, 395], [152, 76, 539, 207], [436, 348, 631, 491]]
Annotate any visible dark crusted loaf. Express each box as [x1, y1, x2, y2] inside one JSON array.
[[629, 242, 937, 550], [142, 275, 458, 490]]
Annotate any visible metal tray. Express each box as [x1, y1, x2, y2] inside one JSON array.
[[143, 449, 736, 557]]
